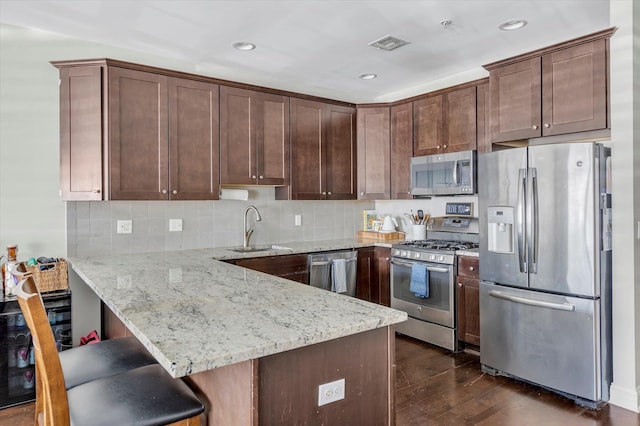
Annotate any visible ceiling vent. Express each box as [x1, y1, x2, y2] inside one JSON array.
[[368, 35, 411, 51]]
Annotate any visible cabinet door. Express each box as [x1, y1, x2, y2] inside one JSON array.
[[168, 78, 219, 200], [220, 86, 256, 185], [375, 247, 391, 307], [444, 86, 477, 153], [257, 94, 289, 185], [490, 57, 542, 143], [356, 247, 375, 302], [326, 104, 357, 200], [109, 67, 168, 200], [290, 98, 325, 200], [390, 102, 413, 199], [476, 82, 492, 154], [357, 107, 390, 200], [413, 94, 443, 156], [541, 39, 607, 136], [457, 276, 480, 346], [59, 66, 104, 200]]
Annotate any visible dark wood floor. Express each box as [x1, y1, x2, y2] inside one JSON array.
[[2, 335, 638, 425], [395, 335, 639, 425]]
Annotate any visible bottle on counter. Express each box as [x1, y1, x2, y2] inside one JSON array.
[[3, 244, 19, 296]]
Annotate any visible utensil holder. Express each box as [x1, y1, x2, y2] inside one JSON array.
[[413, 224, 427, 240]]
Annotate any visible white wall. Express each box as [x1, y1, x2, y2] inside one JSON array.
[[608, 0, 640, 412]]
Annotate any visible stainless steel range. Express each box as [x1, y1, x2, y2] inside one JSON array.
[[391, 216, 478, 351]]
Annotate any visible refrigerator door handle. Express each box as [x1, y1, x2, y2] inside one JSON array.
[[529, 167, 539, 274], [517, 168, 527, 273], [452, 160, 458, 185], [488, 290, 576, 312]]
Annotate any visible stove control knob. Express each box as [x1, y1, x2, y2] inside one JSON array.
[[414, 253, 421, 259], [430, 255, 436, 261], [401, 250, 408, 257], [439, 255, 445, 262]]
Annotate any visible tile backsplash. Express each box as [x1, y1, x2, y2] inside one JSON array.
[[66, 187, 375, 257]]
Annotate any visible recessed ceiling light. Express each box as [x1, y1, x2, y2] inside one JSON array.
[[498, 20, 528, 31], [232, 41, 256, 51], [359, 73, 377, 80]]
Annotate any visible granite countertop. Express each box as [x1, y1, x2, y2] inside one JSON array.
[[69, 238, 407, 378]]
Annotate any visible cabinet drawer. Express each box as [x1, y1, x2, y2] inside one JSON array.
[[231, 254, 309, 282], [457, 256, 479, 278]]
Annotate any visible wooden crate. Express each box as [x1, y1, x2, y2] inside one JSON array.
[[357, 231, 405, 241]]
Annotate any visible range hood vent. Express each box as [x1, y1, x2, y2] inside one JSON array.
[[368, 35, 411, 51]]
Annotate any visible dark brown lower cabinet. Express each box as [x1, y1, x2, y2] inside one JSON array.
[[356, 247, 391, 307], [225, 254, 309, 284], [457, 256, 480, 347]]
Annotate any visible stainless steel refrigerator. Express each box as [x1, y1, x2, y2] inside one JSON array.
[[478, 142, 612, 408]]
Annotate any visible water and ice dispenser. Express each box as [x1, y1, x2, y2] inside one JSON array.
[[487, 207, 514, 253]]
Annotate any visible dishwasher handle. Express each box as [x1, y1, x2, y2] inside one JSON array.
[[310, 258, 357, 267]]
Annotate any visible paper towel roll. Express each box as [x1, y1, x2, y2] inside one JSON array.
[[219, 188, 249, 200]]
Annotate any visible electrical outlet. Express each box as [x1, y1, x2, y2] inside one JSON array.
[[318, 378, 345, 406], [117, 220, 132, 234], [295, 214, 302, 226], [169, 219, 183, 232]]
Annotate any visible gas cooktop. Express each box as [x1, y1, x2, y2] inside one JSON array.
[[397, 240, 479, 252]]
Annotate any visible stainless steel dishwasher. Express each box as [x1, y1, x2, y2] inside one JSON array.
[[307, 250, 357, 296]]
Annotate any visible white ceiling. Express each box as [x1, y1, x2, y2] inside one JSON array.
[[0, 0, 611, 103]]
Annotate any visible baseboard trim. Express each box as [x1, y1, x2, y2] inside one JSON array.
[[609, 383, 640, 413]]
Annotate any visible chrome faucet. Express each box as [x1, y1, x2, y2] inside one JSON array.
[[243, 205, 262, 248]]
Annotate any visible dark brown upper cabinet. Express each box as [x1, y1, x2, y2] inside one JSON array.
[[390, 102, 414, 199], [56, 60, 219, 201], [58, 66, 104, 201], [476, 82, 492, 154], [219, 86, 289, 186], [413, 86, 477, 156], [357, 107, 390, 200], [287, 98, 356, 200], [109, 68, 220, 200], [486, 29, 613, 144]]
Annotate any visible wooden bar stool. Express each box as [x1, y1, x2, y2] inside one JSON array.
[[15, 276, 205, 425]]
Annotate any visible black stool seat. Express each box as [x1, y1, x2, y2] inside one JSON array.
[[60, 336, 157, 389], [67, 364, 205, 426]]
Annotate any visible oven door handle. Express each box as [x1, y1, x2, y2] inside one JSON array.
[[391, 260, 449, 273]]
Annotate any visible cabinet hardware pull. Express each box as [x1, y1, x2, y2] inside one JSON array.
[[172, 190, 178, 195], [532, 125, 539, 130], [457, 283, 463, 287], [162, 189, 167, 194], [436, 145, 441, 149], [259, 175, 264, 179], [251, 175, 257, 179], [360, 192, 364, 195], [544, 123, 550, 128], [92, 189, 101, 194], [327, 192, 332, 195], [322, 191, 326, 195], [469, 266, 475, 271], [443, 145, 448, 149]]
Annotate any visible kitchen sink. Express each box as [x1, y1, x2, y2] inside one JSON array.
[[228, 245, 292, 253]]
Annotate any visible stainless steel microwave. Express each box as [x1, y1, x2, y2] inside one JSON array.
[[410, 150, 476, 196]]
